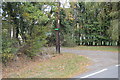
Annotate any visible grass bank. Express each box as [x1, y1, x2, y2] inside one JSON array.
[[3, 53, 90, 78], [65, 46, 118, 52]]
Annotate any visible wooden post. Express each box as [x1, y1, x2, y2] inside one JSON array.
[[56, 1, 60, 54]]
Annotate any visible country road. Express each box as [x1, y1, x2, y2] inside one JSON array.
[[61, 48, 119, 78]]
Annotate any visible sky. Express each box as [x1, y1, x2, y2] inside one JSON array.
[[60, 0, 70, 8]]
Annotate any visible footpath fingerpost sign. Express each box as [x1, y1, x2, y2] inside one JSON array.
[[54, 28, 59, 31]]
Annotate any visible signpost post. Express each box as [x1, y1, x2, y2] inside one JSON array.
[[55, 1, 60, 54]]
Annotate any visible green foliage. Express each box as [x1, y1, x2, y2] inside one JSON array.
[[2, 53, 14, 64], [107, 19, 119, 41], [2, 2, 51, 62], [2, 28, 19, 64], [18, 3, 50, 57], [73, 2, 119, 46], [2, 29, 16, 52], [24, 26, 48, 57]]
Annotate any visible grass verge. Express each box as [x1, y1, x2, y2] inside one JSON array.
[[5, 53, 90, 78], [65, 46, 118, 52]]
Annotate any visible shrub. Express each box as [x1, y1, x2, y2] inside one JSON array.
[[22, 26, 48, 58], [2, 53, 14, 64], [2, 29, 19, 64]]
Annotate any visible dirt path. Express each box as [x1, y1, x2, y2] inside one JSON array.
[[61, 48, 118, 75]]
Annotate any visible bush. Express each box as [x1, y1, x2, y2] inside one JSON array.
[[22, 26, 48, 58], [2, 53, 14, 64], [2, 29, 19, 64]]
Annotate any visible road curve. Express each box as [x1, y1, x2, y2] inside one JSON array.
[[61, 48, 118, 78]]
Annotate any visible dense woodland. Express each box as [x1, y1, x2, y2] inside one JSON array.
[[1, 2, 119, 64]]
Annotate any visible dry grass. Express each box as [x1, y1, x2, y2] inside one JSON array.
[[3, 53, 90, 78]]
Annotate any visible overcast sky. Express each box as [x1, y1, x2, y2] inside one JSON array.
[[60, 0, 70, 8]]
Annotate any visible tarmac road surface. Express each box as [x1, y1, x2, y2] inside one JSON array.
[[61, 48, 118, 78], [76, 65, 119, 78]]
